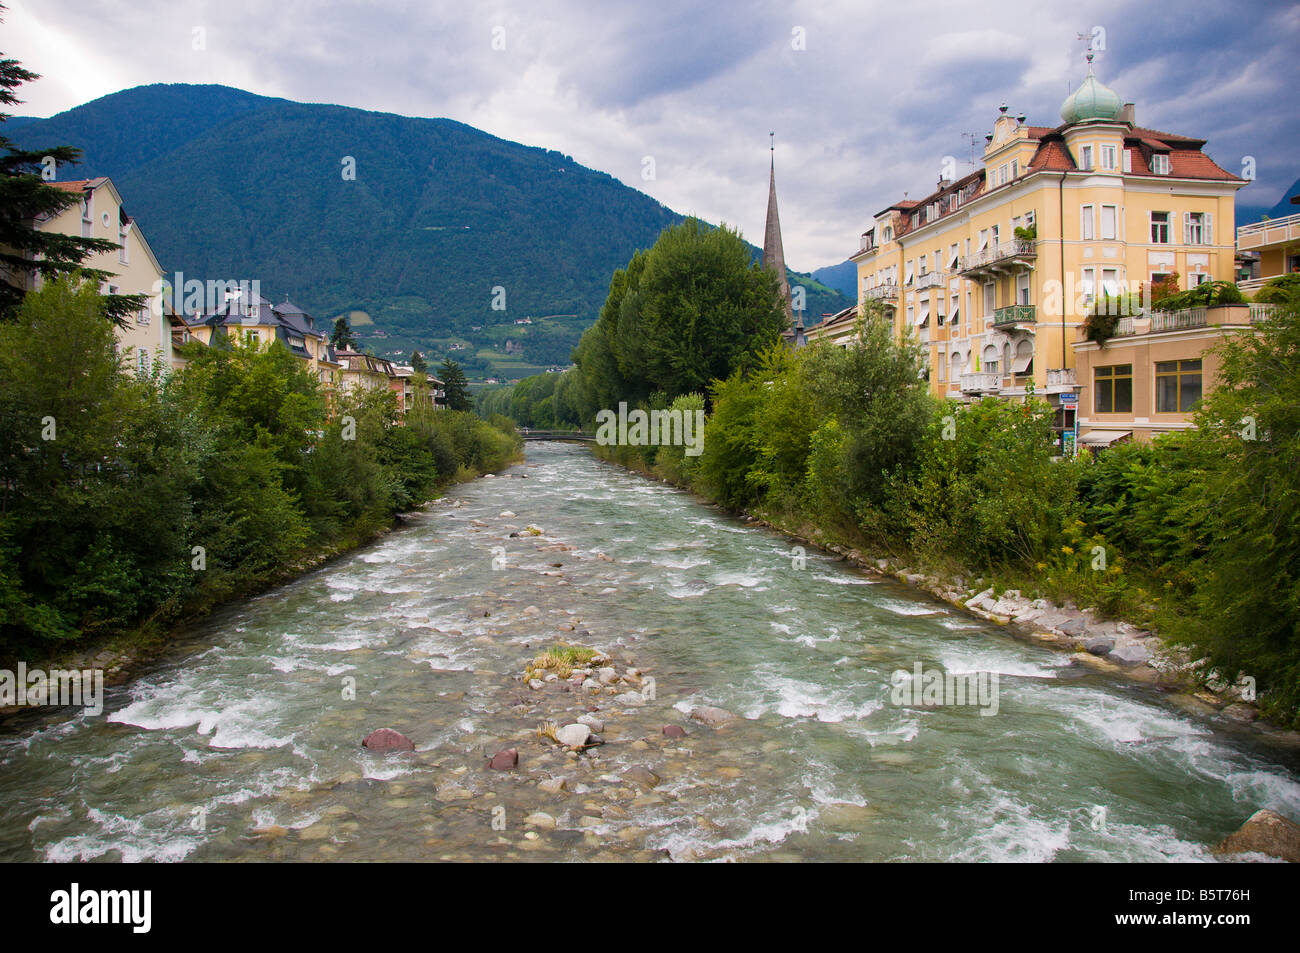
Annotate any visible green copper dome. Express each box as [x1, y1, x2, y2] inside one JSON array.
[[1060, 56, 1123, 124]]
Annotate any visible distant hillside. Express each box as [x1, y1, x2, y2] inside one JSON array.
[[10, 84, 850, 378], [811, 259, 857, 300], [1237, 175, 1300, 227]]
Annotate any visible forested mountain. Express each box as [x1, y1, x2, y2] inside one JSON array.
[[11, 84, 850, 377]]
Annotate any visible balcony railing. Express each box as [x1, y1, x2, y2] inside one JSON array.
[[864, 283, 899, 302], [1250, 303, 1279, 323], [992, 304, 1036, 327], [1237, 211, 1300, 251], [914, 271, 945, 290], [958, 238, 1037, 275], [1046, 368, 1076, 388], [959, 372, 1000, 394], [1150, 308, 1207, 332]]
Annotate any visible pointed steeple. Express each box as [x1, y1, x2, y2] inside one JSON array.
[[763, 134, 795, 331]]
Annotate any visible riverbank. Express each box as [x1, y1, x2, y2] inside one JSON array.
[[588, 443, 1300, 748], [0, 453, 524, 722]]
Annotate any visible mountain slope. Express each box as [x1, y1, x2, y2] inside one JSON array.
[[11, 85, 850, 376]]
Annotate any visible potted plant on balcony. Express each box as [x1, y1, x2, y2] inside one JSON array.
[[1083, 291, 1142, 346], [1013, 223, 1036, 244]]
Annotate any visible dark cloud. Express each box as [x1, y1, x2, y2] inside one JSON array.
[[8, 0, 1299, 267]]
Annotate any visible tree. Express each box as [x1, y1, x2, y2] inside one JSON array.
[[0, 18, 146, 324], [409, 349, 426, 373], [438, 359, 471, 411], [330, 315, 357, 350]]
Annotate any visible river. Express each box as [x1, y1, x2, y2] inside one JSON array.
[[2, 441, 1298, 862]]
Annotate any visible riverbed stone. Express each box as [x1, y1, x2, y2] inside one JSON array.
[[577, 714, 605, 733], [662, 725, 687, 738], [690, 706, 737, 727], [538, 777, 567, 795], [1214, 809, 1300, 862], [524, 812, 557, 829], [624, 766, 660, 789], [1085, 637, 1116, 656], [555, 724, 591, 747], [1058, 618, 1088, 637], [362, 728, 415, 751], [1108, 643, 1151, 665], [488, 748, 519, 770]]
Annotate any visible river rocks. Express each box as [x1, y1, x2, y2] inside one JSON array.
[[582, 678, 600, 694], [362, 728, 415, 751], [662, 725, 687, 739], [613, 691, 646, 708], [964, 587, 994, 610], [1053, 617, 1086, 637], [689, 706, 737, 727], [523, 811, 557, 829], [1223, 703, 1259, 723], [488, 748, 519, 770], [555, 724, 591, 748], [538, 777, 567, 795], [597, 666, 618, 685], [1085, 637, 1116, 656], [577, 714, 605, 733], [1214, 809, 1300, 862], [1108, 643, 1151, 665], [499, 510, 516, 518], [436, 783, 474, 802]]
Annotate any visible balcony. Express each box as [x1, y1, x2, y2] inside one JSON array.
[[958, 238, 1037, 277], [914, 271, 945, 291], [1045, 368, 1076, 392], [992, 304, 1036, 328], [1237, 211, 1300, 252], [863, 283, 899, 303], [959, 372, 1000, 394], [1087, 303, 1274, 341]]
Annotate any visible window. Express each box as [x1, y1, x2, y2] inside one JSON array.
[[1101, 267, 1120, 296], [137, 348, 150, 375], [948, 244, 960, 269], [1151, 211, 1170, 244], [1100, 145, 1118, 170], [1156, 359, 1202, 413], [137, 304, 150, 326], [1081, 205, 1095, 240], [950, 293, 960, 327], [1080, 145, 1094, 170], [983, 282, 995, 316], [978, 229, 989, 252], [882, 226, 892, 242], [1024, 210, 1035, 230], [1152, 154, 1170, 175], [1010, 159, 1019, 178], [1017, 272, 1031, 305], [919, 254, 928, 275], [990, 224, 1000, 248], [938, 349, 947, 381], [1189, 272, 1209, 287], [80, 195, 93, 239], [1094, 364, 1133, 413], [1100, 204, 1117, 240], [1080, 267, 1096, 303], [1185, 211, 1212, 245], [1123, 149, 1132, 173], [118, 223, 129, 264]]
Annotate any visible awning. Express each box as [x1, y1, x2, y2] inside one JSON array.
[[1012, 354, 1033, 373], [1079, 430, 1132, 446]]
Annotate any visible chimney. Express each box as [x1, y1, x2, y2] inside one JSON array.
[[1119, 102, 1136, 124]]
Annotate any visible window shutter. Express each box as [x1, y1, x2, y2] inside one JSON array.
[[1204, 212, 1213, 246], [1183, 212, 1191, 245]]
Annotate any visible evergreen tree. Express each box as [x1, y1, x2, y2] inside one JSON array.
[[330, 315, 357, 350], [409, 350, 426, 373], [438, 359, 471, 411], [0, 18, 147, 324]]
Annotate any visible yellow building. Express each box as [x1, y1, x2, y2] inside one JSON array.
[[34, 178, 172, 374], [180, 291, 340, 387], [824, 57, 1245, 445]]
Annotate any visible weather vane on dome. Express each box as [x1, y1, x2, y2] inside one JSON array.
[[770, 131, 775, 153]]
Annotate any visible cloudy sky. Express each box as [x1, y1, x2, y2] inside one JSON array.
[[7, 0, 1299, 271]]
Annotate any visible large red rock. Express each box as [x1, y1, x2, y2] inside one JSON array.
[[488, 748, 519, 770], [362, 728, 415, 751], [662, 725, 687, 738], [1215, 809, 1300, 862]]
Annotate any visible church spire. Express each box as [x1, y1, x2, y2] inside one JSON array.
[[763, 133, 795, 332]]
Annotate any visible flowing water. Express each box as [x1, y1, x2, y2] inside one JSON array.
[[2, 441, 1298, 862]]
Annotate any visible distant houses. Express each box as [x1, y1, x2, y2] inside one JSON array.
[[17, 175, 444, 414]]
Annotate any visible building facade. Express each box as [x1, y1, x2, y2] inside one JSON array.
[[840, 58, 1244, 445]]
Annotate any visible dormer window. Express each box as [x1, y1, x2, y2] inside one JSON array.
[[882, 226, 892, 242], [1152, 154, 1170, 175], [1100, 145, 1118, 170], [1080, 145, 1094, 170]]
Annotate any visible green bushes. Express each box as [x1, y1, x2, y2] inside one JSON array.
[[0, 276, 521, 658]]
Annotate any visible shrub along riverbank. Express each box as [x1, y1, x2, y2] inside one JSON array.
[[494, 255, 1300, 726], [0, 277, 522, 665]]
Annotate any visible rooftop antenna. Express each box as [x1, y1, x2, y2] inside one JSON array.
[[960, 132, 979, 172]]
